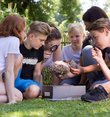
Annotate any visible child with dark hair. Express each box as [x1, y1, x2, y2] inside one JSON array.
[[81, 18, 110, 102], [82, 6, 108, 48], [71, 18, 110, 102], [43, 24, 62, 67], [77, 6, 109, 88]]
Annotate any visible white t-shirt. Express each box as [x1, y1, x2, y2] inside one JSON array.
[[0, 36, 20, 73], [62, 44, 81, 64]]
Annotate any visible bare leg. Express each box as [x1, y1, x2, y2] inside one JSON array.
[[0, 82, 23, 103], [0, 82, 6, 94], [94, 81, 110, 94], [0, 95, 8, 103], [23, 85, 40, 99], [92, 81, 110, 98]]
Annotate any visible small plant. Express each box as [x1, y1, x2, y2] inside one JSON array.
[[42, 67, 53, 85]]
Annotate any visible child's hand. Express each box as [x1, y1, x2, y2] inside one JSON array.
[[70, 66, 83, 75], [44, 50, 51, 60], [92, 47, 103, 62]]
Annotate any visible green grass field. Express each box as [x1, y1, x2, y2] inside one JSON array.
[[0, 98, 110, 117]]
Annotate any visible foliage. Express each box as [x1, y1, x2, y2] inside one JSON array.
[[4, 0, 30, 14], [103, 0, 110, 17], [3, 0, 56, 22], [28, 0, 55, 22], [42, 67, 53, 85], [0, 0, 81, 47], [1, 0, 82, 26], [0, 2, 17, 21], [57, 0, 82, 24]]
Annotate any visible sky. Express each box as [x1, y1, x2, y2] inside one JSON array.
[[80, 0, 107, 12], [34, 0, 107, 12]]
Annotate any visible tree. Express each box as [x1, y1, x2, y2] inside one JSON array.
[[2, 0, 56, 22], [28, 0, 55, 22], [57, 0, 82, 24], [0, 0, 82, 25], [103, 0, 110, 17]]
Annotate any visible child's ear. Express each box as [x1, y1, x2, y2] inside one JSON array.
[[105, 28, 109, 36], [29, 33, 34, 40]]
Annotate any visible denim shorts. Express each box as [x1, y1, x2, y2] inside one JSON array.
[[60, 75, 81, 85], [15, 69, 40, 92]]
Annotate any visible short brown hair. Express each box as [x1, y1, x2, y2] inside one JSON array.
[[0, 14, 26, 42], [88, 18, 110, 31], [27, 21, 51, 36], [46, 25, 61, 43]]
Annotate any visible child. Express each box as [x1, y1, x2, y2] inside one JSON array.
[[0, 14, 26, 104], [42, 24, 62, 85], [60, 23, 85, 85], [79, 6, 109, 87], [71, 18, 110, 102], [82, 6, 108, 48], [81, 18, 110, 102], [43, 24, 62, 67], [15, 21, 50, 99]]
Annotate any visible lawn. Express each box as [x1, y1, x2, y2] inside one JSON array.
[[1, 98, 110, 117]]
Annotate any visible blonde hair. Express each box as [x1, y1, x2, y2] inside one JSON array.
[[27, 21, 51, 36], [68, 23, 85, 37]]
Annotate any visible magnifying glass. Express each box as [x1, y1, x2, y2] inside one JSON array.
[[50, 45, 58, 52]]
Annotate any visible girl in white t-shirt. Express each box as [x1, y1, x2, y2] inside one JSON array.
[[0, 14, 26, 104], [61, 23, 85, 85]]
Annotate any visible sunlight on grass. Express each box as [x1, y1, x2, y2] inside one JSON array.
[[93, 108, 108, 114], [1, 99, 110, 117], [1, 109, 52, 117]]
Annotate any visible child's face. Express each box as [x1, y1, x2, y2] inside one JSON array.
[[44, 39, 61, 52], [90, 29, 110, 49], [20, 30, 26, 42], [69, 29, 84, 47], [29, 33, 47, 49]]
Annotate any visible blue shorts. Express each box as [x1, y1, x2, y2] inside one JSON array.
[[15, 69, 40, 92]]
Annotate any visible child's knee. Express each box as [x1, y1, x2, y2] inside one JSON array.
[[25, 85, 40, 99]]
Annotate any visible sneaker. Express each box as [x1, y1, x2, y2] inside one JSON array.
[[81, 85, 108, 102]]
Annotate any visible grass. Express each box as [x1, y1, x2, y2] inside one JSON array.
[[0, 98, 110, 117]]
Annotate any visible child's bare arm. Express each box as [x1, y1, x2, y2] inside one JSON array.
[[33, 61, 42, 83], [70, 64, 99, 75], [92, 47, 110, 80], [5, 54, 16, 104]]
